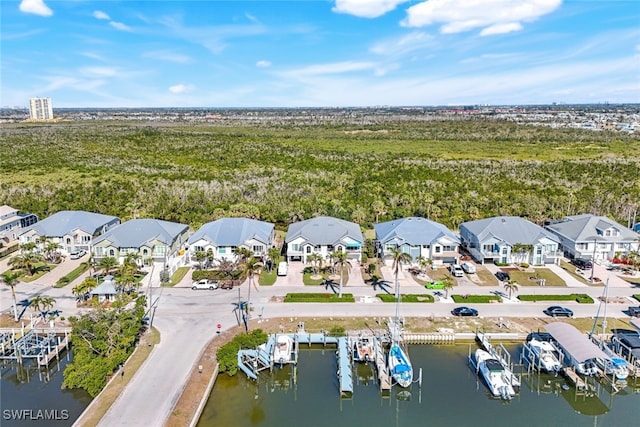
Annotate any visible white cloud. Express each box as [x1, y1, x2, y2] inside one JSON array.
[[332, 0, 410, 18], [110, 21, 132, 32], [169, 84, 193, 94], [143, 51, 192, 63], [93, 10, 110, 20], [283, 61, 377, 78], [19, 0, 53, 17], [370, 31, 436, 56], [256, 60, 272, 68], [402, 0, 562, 35], [80, 67, 119, 77]]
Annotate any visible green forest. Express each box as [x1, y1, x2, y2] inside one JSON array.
[[1, 118, 638, 230]]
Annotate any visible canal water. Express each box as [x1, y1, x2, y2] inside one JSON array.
[[0, 350, 92, 427], [198, 344, 640, 427]]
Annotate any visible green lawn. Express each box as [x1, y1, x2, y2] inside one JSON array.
[[259, 269, 277, 286], [377, 294, 435, 303], [284, 293, 355, 302], [55, 262, 90, 288], [507, 268, 565, 287], [164, 266, 190, 287], [559, 260, 600, 286]]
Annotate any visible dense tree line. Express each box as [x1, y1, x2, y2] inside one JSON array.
[[1, 119, 638, 230]]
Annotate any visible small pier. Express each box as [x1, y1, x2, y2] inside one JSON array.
[[337, 337, 353, 396], [563, 367, 590, 392], [475, 332, 521, 392], [372, 337, 391, 392], [0, 328, 71, 366]]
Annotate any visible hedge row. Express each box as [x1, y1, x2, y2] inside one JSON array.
[[283, 293, 355, 302], [518, 293, 594, 303], [192, 269, 245, 281], [451, 295, 502, 303], [55, 262, 90, 288], [376, 294, 435, 303]]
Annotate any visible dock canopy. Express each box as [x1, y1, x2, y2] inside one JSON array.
[[545, 322, 610, 363], [630, 318, 640, 333]]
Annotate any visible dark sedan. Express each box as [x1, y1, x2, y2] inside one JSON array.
[[544, 306, 573, 317], [495, 271, 510, 282], [451, 306, 478, 317]]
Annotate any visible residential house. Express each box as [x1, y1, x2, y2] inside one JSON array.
[[285, 216, 364, 263], [19, 210, 119, 254], [545, 214, 640, 261], [374, 217, 460, 266], [0, 205, 38, 243], [92, 218, 189, 274], [91, 275, 117, 303], [188, 217, 275, 263], [460, 216, 562, 265]]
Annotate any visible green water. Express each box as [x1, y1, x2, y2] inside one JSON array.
[[198, 345, 640, 427]]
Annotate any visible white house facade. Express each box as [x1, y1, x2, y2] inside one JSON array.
[[374, 217, 460, 266], [188, 217, 275, 263], [19, 210, 119, 254], [285, 216, 364, 263], [545, 214, 640, 261], [460, 216, 562, 265], [0, 205, 38, 243], [92, 218, 189, 274]]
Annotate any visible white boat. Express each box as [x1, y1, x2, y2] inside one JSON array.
[[475, 349, 517, 400], [576, 360, 600, 376], [595, 356, 629, 381], [527, 338, 563, 374], [272, 335, 293, 365], [352, 335, 375, 363], [388, 341, 413, 388]]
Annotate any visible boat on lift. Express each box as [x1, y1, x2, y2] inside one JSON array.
[[475, 349, 517, 400], [527, 338, 563, 374]]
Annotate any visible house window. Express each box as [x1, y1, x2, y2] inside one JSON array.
[[385, 244, 396, 252], [306, 246, 312, 253], [314, 245, 321, 251], [143, 249, 149, 256], [156, 246, 166, 255], [252, 245, 263, 253], [434, 246, 441, 254], [482, 244, 493, 253], [109, 249, 115, 256], [219, 248, 226, 254], [327, 245, 334, 251], [441, 245, 455, 252], [422, 245, 430, 249], [346, 244, 360, 251], [291, 244, 301, 252], [577, 243, 588, 250], [95, 247, 104, 255], [66, 238, 71, 244], [194, 246, 205, 253], [337, 246, 343, 252]]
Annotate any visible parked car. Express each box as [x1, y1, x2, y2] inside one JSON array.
[[461, 262, 476, 274], [495, 271, 510, 282], [628, 306, 640, 317], [192, 279, 219, 290], [277, 261, 288, 276], [451, 306, 478, 317], [425, 280, 445, 289], [572, 258, 593, 270], [448, 264, 464, 277], [543, 306, 573, 318], [69, 249, 86, 260], [220, 280, 235, 290]]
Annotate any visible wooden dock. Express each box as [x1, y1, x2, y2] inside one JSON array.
[[373, 337, 391, 391], [563, 367, 590, 392]]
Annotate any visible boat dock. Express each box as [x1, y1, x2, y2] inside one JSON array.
[[475, 332, 521, 391], [0, 328, 71, 366], [337, 337, 353, 396]]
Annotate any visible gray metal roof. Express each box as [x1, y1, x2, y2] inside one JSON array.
[[374, 217, 459, 245], [20, 210, 119, 237], [93, 218, 188, 248], [631, 318, 640, 333], [545, 322, 610, 363], [285, 216, 363, 245], [460, 216, 559, 245], [91, 277, 117, 295], [188, 217, 274, 246], [545, 214, 639, 243]]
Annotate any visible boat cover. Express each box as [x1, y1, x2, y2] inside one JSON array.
[[545, 322, 610, 363]]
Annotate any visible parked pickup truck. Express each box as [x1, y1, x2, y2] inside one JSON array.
[[448, 264, 464, 277]]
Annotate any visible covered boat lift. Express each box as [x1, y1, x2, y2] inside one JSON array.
[[545, 322, 611, 367]]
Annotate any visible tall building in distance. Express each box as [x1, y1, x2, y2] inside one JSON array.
[[29, 97, 54, 120]]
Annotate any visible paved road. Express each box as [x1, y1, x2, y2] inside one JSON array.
[[3, 258, 640, 426]]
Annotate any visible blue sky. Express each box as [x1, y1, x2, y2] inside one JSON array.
[[2, 0, 639, 107]]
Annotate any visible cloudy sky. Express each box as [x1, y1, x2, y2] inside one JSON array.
[[2, 0, 638, 107]]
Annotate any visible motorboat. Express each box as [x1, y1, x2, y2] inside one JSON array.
[[474, 349, 517, 400], [388, 341, 413, 388], [272, 334, 293, 365], [352, 335, 375, 363], [595, 356, 629, 381], [576, 360, 600, 376], [526, 338, 563, 374]]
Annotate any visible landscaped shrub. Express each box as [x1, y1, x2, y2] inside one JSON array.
[[452, 295, 501, 303], [634, 294, 640, 302], [283, 293, 355, 302], [494, 261, 509, 267], [518, 293, 594, 303], [216, 329, 269, 376], [376, 294, 434, 303]]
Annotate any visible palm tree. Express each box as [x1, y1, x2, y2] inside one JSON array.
[[331, 250, 352, 298], [1, 272, 21, 321], [267, 247, 281, 272], [306, 253, 323, 277], [20, 241, 37, 253], [194, 250, 207, 270], [9, 252, 45, 276], [504, 280, 519, 300], [415, 256, 432, 275], [99, 257, 118, 275], [389, 247, 413, 300], [233, 247, 253, 263], [242, 257, 263, 331], [442, 275, 455, 299], [73, 277, 98, 302], [44, 241, 60, 261]]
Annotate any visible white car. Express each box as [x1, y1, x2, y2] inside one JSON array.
[[461, 262, 476, 274], [69, 249, 86, 260], [449, 264, 464, 277], [277, 261, 288, 276], [192, 279, 219, 290]]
